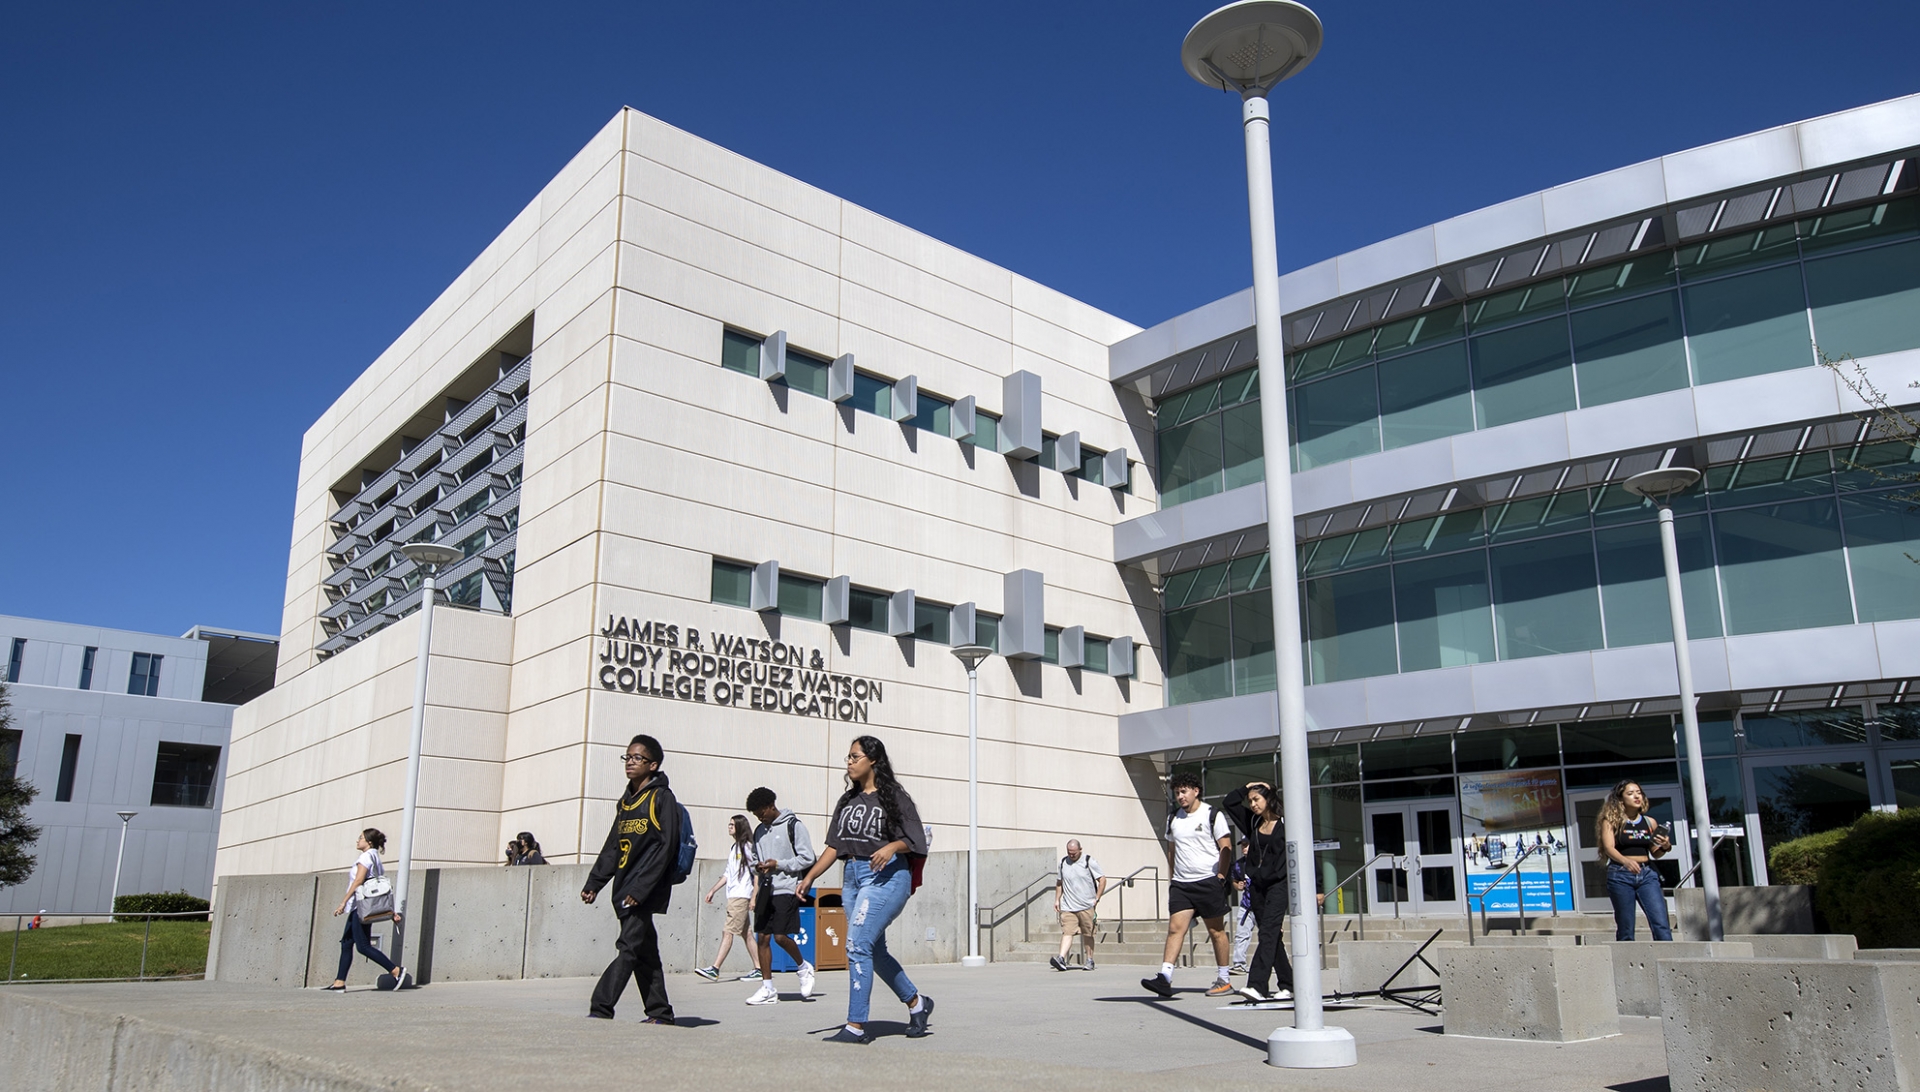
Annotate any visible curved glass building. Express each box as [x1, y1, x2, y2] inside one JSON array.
[[1114, 92, 1920, 920]]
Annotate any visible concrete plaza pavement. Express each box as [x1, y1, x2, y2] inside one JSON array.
[[2, 963, 1671, 1091]]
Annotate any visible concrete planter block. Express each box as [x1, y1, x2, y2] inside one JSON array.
[[1660, 958, 1920, 1092], [1608, 941, 1752, 1015], [1436, 945, 1621, 1042], [1471, 934, 1577, 946], [1726, 933, 1857, 960], [525, 863, 620, 979], [208, 873, 317, 986], [1858, 949, 1920, 961], [426, 866, 531, 981], [1335, 939, 1464, 993], [1675, 884, 1815, 938]]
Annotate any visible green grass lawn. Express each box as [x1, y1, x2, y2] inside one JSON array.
[[4, 920, 210, 981]]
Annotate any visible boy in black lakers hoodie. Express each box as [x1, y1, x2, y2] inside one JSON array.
[[582, 733, 681, 1022]]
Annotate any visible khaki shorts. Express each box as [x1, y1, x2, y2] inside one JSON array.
[[1059, 909, 1096, 936], [723, 897, 752, 936]]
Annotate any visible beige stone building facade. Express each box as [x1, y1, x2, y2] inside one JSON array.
[[216, 109, 1166, 886]]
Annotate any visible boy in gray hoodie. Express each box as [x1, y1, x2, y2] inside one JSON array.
[[745, 786, 817, 1004]]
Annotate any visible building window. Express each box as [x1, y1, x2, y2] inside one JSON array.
[[911, 392, 952, 436], [851, 372, 892, 418], [1084, 637, 1110, 674], [974, 611, 1002, 652], [966, 410, 1001, 453], [1157, 368, 1263, 505], [784, 349, 832, 399], [848, 588, 890, 632], [712, 559, 753, 607], [6, 638, 22, 683], [913, 600, 951, 645], [55, 733, 81, 802], [457, 527, 490, 557], [1042, 626, 1061, 665], [777, 574, 825, 621], [0, 728, 20, 781], [78, 646, 97, 690], [1079, 444, 1106, 485], [721, 329, 761, 375], [128, 653, 162, 697], [447, 572, 484, 606], [150, 742, 222, 808]]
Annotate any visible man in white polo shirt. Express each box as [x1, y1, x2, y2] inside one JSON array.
[[1050, 839, 1106, 971], [1141, 771, 1235, 999]]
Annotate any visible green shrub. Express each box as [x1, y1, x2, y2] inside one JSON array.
[[1767, 825, 1850, 886], [113, 890, 210, 922], [1814, 808, 1920, 949]]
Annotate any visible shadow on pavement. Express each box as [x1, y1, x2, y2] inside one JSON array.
[[1606, 1079, 1670, 1092], [1093, 994, 1268, 1052]]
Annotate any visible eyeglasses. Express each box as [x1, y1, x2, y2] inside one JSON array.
[[621, 753, 654, 764]]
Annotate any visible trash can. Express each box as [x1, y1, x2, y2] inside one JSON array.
[[771, 888, 817, 972], [813, 888, 846, 971]]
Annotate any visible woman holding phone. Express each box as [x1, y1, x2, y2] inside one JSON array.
[[1597, 780, 1674, 941]]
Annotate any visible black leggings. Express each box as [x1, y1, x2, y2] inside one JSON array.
[[1247, 880, 1294, 994], [337, 908, 397, 981]]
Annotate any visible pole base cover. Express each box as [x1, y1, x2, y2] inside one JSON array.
[[960, 956, 988, 968], [1267, 1025, 1356, 1068]]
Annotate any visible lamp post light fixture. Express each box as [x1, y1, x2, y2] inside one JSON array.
[[387, 540, 466, 981], [1181, 1, 1355, 1069], [109, 810, 137, 917], [951, 643, 993, 968], [1622, 466, 1723, 942]]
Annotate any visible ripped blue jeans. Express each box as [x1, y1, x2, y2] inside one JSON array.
[[842, 857, 917, 1024]]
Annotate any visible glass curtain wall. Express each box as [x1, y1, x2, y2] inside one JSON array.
[[1164, 441, 1920, 703], [1149, 197, 1920, 506]]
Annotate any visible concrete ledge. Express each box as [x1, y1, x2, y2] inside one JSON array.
[[208, 874, 316, 987], [1676, 884, 1814, 938], [1725, 933, 1857, 960], [1436, 945, 1620, 1042], [1858, 949, 1920, 961], [1469, 934, 1577, 947], [1607, 941, 1751, 1016], [1660, 958, 1920, 1092], [1334, 939, 1464, 993]]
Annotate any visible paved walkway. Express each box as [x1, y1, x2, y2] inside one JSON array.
[[1, 964, 1671, 1091]]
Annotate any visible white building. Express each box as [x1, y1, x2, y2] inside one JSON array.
[[2, 616, 275, 914]]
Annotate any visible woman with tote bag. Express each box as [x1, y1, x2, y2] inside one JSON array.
[[326, 828, 413, 991]]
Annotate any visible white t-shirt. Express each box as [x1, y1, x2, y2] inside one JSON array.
[[1058, 854, 1104, 912], [723, 843, 758, 900], [351, 849, 383, 906], [1168, 805, 1232, 884]]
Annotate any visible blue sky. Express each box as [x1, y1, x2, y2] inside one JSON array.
[[3, 1, 1916, 639]]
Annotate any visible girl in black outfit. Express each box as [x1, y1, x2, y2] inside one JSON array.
[[1222, 782, 1293, 1002], [515, 832, 547, 865]]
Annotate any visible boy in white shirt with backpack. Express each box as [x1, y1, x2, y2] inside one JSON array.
[[1140, 771, 1235, 999]]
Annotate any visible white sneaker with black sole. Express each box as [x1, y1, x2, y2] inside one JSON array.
[[746, 983, 779, 1005], [796, 961, 815, 999]]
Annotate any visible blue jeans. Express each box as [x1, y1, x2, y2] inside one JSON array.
[[842, 857, 917, 1024], [337, 908, 397, 981], [1606, 862, 1672, 941]]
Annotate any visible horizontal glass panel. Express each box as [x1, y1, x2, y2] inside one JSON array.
[[1362, 735, 1453, 780], [1301, 527, 1391, 576], [1594, 515, 1724, 645], [1798, 197, 1920, 255], [1805, 238, 1920, 361], [1205, 754, 1276, 801], [1683, 264, 1811, 384], [1567, 253, 1676, 304], [1469, 278, 1566, 331], [1161, 380, 1221, 427], [1374, 308, 1467, 360], [711, 561, 752, 607], [1393, 550, 1495, 671], [1571, 291, 1689, 406], [1221, 368, 1260, 406], [1228, 553, 1272, 594], [1675, 223, 1799, 280], [1875, 700, 1920, 741], [721, 330, 760, 375], [1232, 595, 1277, 695], [785, 353, 831, 399], [1713, 498, 1853, 635], [777, 574, 824, 620], [1309, 743, 1361, 785], [1841, 491, 1920, 622], [1455, 725, 1559, 773], [1305, 567, 1397, 683], [1559, 717, 1674, 765], [1291, 329, 1374, 382], [851, 372, 891, 417], [1293, 366, 1380, 469], [1221, 401, 1265, 490], [1562, 761, 1679, 789], [1158, 414, 1223, 508], [1752, 761, 1871, 854], [1490, 533, 1604, 658], [1363, 776, 1455, 801], [1390, 510, 1487, 559], [1704, 452, 1833, 507], [1834, 441, 1920, 492], [1166, 600, 1233, 706], [1742, 706, 1868, 748], [1378, 341, 1473, 451], [1470, 318, 1576, 428], [1487, 491, 1590, 544]]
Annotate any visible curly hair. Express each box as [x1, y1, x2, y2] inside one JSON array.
[[1596, 779, 1645, 844], [834, 735, 906, 841]]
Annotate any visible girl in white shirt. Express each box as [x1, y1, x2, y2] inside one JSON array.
[[327, 828, 411, 991], [696, 815, 760, 980]]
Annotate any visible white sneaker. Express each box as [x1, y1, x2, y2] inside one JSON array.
[[745, 983, 779, 1005], [1236, 985, 1266, 1003], [1270, 989, 1293, 1002], [797, 961, 815, 999]]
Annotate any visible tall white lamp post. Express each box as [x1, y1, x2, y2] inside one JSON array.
[[1622, 467, 1723, 941], [388, 541, 465, 980], [109, 809, 137, 917], [951, 644, 993, 968], [1181, 1, 1354, 1068]]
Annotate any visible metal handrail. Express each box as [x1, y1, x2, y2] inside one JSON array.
[[1466, 843, 1543, 944], [7, 910, 210, 984], [1673, 834, 1735, 890], [1094, 865, 1161, 944], [974, 870, 1062, 961], [1324, 851, 1395, 939]]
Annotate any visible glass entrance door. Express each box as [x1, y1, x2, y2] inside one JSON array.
[[1362, 802, 1465, 917], [1745, 752, 1874, 883], [1567, 784, 1689, 913]]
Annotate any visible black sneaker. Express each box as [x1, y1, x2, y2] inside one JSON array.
[[906, 996, 935, 1038], [824, 1027, 873, 1044], [641, 1015, 675, 1025], [1048, 955, 1068, 972], [1141, 973, 1174, 998]]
